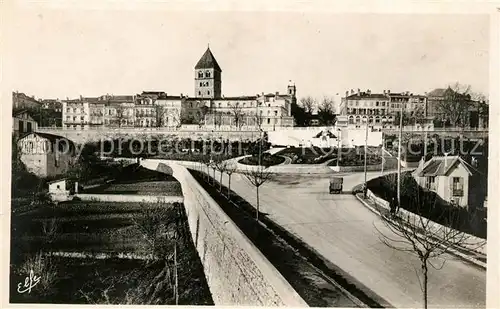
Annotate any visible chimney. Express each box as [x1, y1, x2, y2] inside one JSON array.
[[350, 89, 354, 95], [345, 90, 349, 97], [180, 93, 183, 98], [357, 88, 361, 95], [367, 89, 371, 95], [444, 153, 449, 169], [387, 90, 391, 94], [383, 90, 386, 95]]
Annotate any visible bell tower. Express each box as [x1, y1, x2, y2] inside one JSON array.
[[195, 46, 222, 99]]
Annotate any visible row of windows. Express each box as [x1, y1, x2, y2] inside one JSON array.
[[197, 70, 212, 78], [348, 108, 388, 115], [348, 100, 388, 107], [199, 81, 210, 87]]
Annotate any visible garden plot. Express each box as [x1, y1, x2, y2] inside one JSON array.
[[10, 200, 213, 305]]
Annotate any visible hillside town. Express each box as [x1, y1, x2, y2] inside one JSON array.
[[8, 11, 489, 309]]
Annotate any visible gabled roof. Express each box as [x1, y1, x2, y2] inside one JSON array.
[[195, 47, 222, 71], [418, 156, 480, 177]]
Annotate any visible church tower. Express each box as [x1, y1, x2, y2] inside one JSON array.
[[195, 46, 222, 99]]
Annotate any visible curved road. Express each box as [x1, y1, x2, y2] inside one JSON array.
[[203, 168, 486, 308]]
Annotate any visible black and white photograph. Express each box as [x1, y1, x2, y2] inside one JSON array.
[[2, 1, 498, 308]]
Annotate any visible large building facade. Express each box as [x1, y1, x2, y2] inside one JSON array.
[[337, 88, 429, 129], [60, 47, 294, 130]]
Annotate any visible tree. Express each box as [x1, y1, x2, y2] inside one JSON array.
[[291, 102, 309, 126], [374, 181, 483, 309], [242, 166, 273, 221], [155, 105, 168, 127], [223, 161, 237, 199], [114, 105, 129, 127], [212, 155, 226, 192], [229, 103, 245, 130], [317, 96, 336, 126], [213, 111, 223, 129], [436, 83, 473, 127], [199, 106, 209, 127], [300, 96, 316, 115]]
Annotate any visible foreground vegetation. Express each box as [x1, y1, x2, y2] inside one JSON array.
[[10, 200, 213, 305]]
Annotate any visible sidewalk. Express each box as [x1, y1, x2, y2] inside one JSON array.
[[355, 193, 486, 269]]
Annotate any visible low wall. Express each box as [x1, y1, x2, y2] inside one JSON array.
[[75, 193, 183, 203], [141, 159, 307, 306], [36, 128, 260, 144], [366, 189, 486, 255], [234, 160, 333, 174], [329, 164, 382, 173]]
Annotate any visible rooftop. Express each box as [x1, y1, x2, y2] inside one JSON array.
[[418, 155, 480, 177], [195, 47, 222, 71]]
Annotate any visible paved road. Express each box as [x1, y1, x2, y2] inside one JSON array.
[[202, 168, 486, 308]]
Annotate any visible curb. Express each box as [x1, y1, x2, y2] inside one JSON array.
[[355, 194, 487, 270]]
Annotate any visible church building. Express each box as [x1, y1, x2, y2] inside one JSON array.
[[183, 46, 295, 130]]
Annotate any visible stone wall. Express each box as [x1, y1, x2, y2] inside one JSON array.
[[141, 159, 308, 306], [36, 128, 260, 144]]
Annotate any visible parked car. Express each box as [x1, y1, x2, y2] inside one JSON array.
[[329, 177, 343, 194]]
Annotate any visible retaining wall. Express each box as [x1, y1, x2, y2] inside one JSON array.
[[75, 193, 183, 203], [36, 128, 259, 144], [366, 189, 486, 255], [141, 159, 308, 306]]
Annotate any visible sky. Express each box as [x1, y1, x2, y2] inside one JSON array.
[[2, 5, 490, 102]]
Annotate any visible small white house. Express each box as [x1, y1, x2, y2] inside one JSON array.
[[48, 178, 72, 201], [413, 155, 485, 209]]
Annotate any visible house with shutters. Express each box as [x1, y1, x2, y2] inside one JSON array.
[[413, 155, 486, 209]]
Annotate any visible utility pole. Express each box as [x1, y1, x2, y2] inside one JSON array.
[[258, 93, 263, 166], [363, 119, 368, 198], [381, 130, 384, 175], [337, 128, 341, 167], [397, 106, 403, 211]]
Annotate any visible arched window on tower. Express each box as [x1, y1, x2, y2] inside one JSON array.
[[198, 71, 203, 78], [206, 71, 211, 78]]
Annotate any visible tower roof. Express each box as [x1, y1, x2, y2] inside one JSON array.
[[195, 47, 222, 71]]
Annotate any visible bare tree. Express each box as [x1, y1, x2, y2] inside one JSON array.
[[242, 166, 273, 221], [213, 111, 223, 129], [223, 161, 237, 199], [229, 103, 245, 130], [374, 182, 483, 309], [155, 104, 168, 127], [436, 83, 473, 127], [114, 104, 129, 128], [318, 96, 336, 125], [212, 155, 226, 192], [300, 96, 316, 114]]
